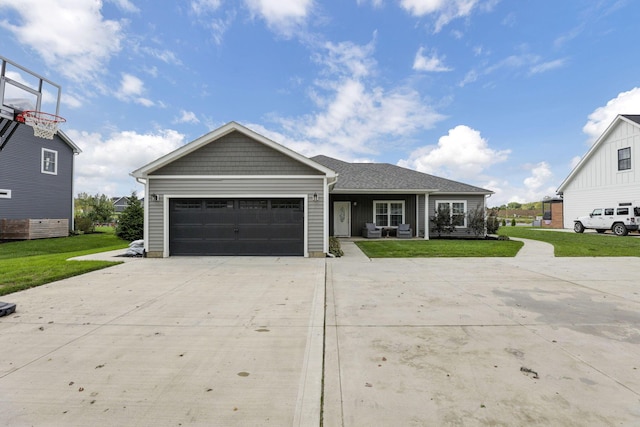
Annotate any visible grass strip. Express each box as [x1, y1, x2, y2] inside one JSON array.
[[355, 239, 523, 258]]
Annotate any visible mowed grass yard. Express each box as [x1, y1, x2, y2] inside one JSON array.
[[499, 226, 640, 256], [356, 226, 640, 258], [356, 238, 523, 258], [0, 227, 128, 296]]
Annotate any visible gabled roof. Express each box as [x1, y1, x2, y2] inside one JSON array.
[[131, 121, 337, 178], [311, 155, 492, 194], [57, 130, 81, 154], [557, 114, 640, 193]]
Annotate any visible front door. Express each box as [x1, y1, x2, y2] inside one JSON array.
[[333, 201, 351, 237]]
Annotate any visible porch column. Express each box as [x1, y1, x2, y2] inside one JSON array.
[[424, 192, 429, 240]]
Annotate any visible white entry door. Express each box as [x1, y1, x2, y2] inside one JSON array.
[[333, 201, 351, 237]]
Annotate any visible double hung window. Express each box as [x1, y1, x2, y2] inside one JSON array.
[[436, 201, 467, 227], [618, 147, 631, 171], [373, 201, 405, 227]]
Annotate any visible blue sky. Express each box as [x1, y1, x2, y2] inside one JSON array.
[[1, 0, 639, 206]]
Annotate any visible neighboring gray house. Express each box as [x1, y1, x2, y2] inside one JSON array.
[[0, 122, 81, 238], [557, 114, 640, 228], [131, 122, 492, 257]]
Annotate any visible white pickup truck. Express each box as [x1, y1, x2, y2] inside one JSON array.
[[573, 204, 640, 236]]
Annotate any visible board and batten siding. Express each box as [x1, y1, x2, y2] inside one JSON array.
[[146, 177, 326, 256], [0, 124, 75, 227], [561, 120, 640, 228]]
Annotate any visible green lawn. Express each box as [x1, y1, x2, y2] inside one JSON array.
[[355, 238, 523, 258], [0, 231, 128, 296], [499, 226, 640, 257]]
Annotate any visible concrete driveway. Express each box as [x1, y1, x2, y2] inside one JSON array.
[[0, 256, 325, 426], [2, 241, 640, 426]]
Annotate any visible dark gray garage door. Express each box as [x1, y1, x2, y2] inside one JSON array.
[[169, 198, 304, 256]]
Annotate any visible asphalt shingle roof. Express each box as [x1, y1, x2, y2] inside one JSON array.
[[622, 114, 640, 125], [311, 155, 492, 194]]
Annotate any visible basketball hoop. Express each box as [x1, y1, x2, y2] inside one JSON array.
[[16, 110, 66, 140]]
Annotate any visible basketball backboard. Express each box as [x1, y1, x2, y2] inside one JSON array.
[[0, 55, 61, 121]]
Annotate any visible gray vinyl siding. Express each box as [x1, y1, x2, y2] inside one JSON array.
[[147, 177, 325, 255], [151, 131, 323, 176], [427, 194, 486, 238], [0, 123, 74, 228]]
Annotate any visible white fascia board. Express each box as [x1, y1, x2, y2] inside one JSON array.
[[145, 175, 327, 180], [330, 188, 440, 194], [131, 121, 337, 178]]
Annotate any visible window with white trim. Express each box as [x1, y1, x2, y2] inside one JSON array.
[[436, 200, 467, 227], [41, 148, 58, 175], [373, 200, 405, 226], [618, 147, 631, 171]]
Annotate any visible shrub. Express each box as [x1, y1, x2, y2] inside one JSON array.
[[431, 204, 455, 237], [466, 206, 486, 238], [486, 208, 500, 234], [501, 219, 507, 227], [74, 216, 94, 234], [116, 192, 144, 241], [329, 236, 344, 257], [511, 218, 516, 227]]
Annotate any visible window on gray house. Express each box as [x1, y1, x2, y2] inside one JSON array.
[[618, 147, 631, 171], [41, 148, 58, 175]]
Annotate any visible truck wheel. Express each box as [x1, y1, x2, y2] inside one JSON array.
[[596, 229, 606, 234], [612, 223, 628, 236], [574, 222, 585, 233]]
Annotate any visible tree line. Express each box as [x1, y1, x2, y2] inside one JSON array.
[[74, 192, 143, 241]]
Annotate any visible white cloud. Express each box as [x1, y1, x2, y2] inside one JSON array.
[[357, 0, 384, 7], [244, 0, 314, 37], [398, 125, 510, 179], [115, 73, 154, 107], [174, 110, 200, 124], [413, 47, 452, 72], [190, 0, 222, 15], [107, 0, 139, 13], [269, 38, 444, 158], [529, 58, 567, 75], [69, 128, 185, 197], [399, 0, 481, 32], [570, 155, 581, 169], [0, 0, 124, 82], [583, 87, 640, 144], [523, 161, 553, 191]]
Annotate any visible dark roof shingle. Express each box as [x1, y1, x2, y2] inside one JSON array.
[[311, 155, 491, 194]]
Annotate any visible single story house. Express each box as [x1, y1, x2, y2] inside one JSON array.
[[557, 114, 640, 228], [131, 122, 493, 257]]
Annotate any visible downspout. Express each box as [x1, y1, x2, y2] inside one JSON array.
[[71, 152, 79, 233], [324, 175, 339, 255], [135, 177, 148, 254]]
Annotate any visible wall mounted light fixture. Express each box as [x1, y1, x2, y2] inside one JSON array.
[[312, 192, 318, 202]]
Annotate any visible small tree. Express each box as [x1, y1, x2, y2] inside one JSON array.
[[466, 206, 486, 238], [430, 204, 455, 237], [486, 208, 500, 234], [116, 192, 144, 241], [511, 217, 517, 227]]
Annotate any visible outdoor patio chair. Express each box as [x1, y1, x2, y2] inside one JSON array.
[[362, 223, 382, 238], [397, 223, 413, 238]]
